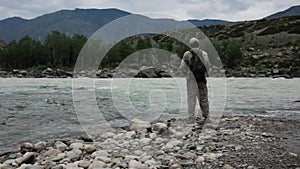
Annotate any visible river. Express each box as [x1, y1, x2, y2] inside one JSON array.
[[0, 78, 299, 153]]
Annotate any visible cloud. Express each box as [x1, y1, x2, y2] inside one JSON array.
[[0, 0, 299, 21], [184, 0, 299, 21]]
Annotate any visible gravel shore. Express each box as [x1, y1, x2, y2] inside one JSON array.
[[0, 115, 299, 169]]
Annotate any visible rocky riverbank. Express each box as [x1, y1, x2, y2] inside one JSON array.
[[0, 115, 299, 169], [0, 66, 174, 79], [0, 65, 298, 79]]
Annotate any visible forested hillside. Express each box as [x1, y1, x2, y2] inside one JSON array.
[[0, 15, 299, 78]]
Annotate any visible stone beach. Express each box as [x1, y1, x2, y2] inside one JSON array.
[[0, 115, 299, 169]]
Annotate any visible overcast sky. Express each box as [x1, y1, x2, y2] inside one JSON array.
[[0, 0, 299, 21]]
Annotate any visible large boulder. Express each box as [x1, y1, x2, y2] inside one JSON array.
[[135, 66, 162, 78], [19, 70, 28, 76], [112, 67, 140, 78], [158, 70, 172, 77], [12, 69, 20, 74], [56, 69, 68, 77], [42, 68, 56, 77], [96, 70, 112, 78], [0, 70, 7, 77]]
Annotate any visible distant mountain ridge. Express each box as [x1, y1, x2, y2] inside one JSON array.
[[187, 19, 228, 26], [266, 5, 300, 18], [0, 17, 27, 27], [0, 5, 299, 42], [0, 8, 131, 42], [0, 8, 227, 42]]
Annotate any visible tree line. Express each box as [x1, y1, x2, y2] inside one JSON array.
[[0, 30, 244, 70], [0, 31, 87, 70]]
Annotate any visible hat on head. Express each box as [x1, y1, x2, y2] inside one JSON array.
[[189, 37, 200, 48]]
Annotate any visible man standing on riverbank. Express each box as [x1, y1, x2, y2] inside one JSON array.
[[180, 37, 211, 122]]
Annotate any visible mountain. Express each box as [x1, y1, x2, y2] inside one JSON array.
[[0, 17, 27, 27], [0, 8, 228, 42], [188, 19, 228, 26], [0, 8, 131, 42], [0, 5, 299, 42], [266, 5, 300, 18]]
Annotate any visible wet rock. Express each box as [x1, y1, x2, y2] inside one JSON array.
[[79, 136, 93, 142], [96, 70, 112, 78], [41, 68, 55, 76], [54, 141, 67, 151], [83, 145, 96, 154], [12, 69, 20, 74], [0, 71, 7, 77], [21, 143, 34, 152], [129, 119, 151, 131], [16, 152, 36, 165], [19, 70, 28, 76], [34, 142, 47, 151], [152, 122, 168, 134], [135, 66, 162, 78], [56, 69, 72, 77]]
